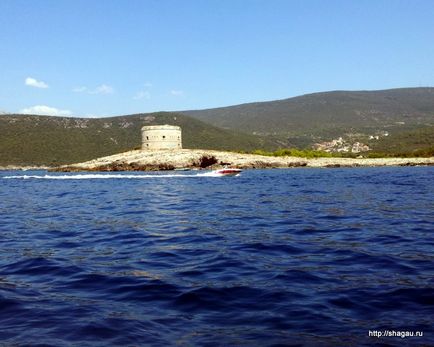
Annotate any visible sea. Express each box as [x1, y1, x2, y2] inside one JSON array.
[[0, 167, 433, 346]]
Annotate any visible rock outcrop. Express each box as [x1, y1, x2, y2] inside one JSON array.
[[49, 149, 434, 172]]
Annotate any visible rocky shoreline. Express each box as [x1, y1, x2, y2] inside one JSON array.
[[46, 149, 434, 172], [0, 165, 50, 171]]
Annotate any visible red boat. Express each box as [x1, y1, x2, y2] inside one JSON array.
[[214, 168, 242, 176]]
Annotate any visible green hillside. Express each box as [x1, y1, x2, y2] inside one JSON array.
[[0, 112, 272, 166], [2, 88, 433, 167], [369, 125, 434, 156], [182, 88, 434, 149]]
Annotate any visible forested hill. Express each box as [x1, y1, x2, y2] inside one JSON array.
[[2, 88, 434, 167], [0, 112, 270, 166], [182, 87, 434, 137]]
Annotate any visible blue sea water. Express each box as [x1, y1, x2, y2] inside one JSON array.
[[0, 167, 433, 346]]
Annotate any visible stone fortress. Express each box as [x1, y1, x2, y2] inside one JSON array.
[[141, 125, 182, 150]]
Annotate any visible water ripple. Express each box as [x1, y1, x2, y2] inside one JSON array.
[[1, 167, 433, 346]]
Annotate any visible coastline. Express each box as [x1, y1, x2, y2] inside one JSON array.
[[44, 149, 434, 172], [0, 165, 51, 171]]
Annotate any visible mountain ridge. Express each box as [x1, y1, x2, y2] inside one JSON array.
[[0, 112, 271, 166], [1, 87, 433, 166], [181, 87, 434, 135]]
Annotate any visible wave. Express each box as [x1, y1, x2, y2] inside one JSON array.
[[3, 172, 227, 180]]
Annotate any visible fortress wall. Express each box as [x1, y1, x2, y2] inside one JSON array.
[[141, 125, 182, 150]]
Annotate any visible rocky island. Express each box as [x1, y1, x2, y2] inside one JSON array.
[[50, 148, 434, 172]]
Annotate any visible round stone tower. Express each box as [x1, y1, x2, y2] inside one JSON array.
[[141, 125, 182, 150]]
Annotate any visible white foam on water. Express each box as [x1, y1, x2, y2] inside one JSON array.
[[3, 172, 226, 180]]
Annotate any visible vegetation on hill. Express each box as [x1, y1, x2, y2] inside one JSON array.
[[1, 88, 433, 167], [368, 125, 434, 157], [248, 149, 335, 158], [0, 112, 273, 166], [182, 87, 434, 151]]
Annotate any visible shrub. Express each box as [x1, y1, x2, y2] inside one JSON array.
[[250, 148, 335, 158]]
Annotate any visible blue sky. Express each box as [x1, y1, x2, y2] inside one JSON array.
[[1, 0, 433, 117]]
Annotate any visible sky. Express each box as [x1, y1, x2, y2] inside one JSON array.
[[1, 0, 434, 117]]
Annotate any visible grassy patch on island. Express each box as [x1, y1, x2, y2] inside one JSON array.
[[249, 148, 335, 158]]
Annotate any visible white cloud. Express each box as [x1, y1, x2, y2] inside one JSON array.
[[170, 90, 184, 96], [72, 84, 114, 94], [133, 91, 151, 100], [133, 82, 152, 100], [25, 77, 48, 89], [84, 114, 103, 118], [89, 84, 114, 94], [19, 105, 73, 116], [72, 86, 87, 93]]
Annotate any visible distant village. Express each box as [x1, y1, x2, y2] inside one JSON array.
[[313, 131, 389, 153]]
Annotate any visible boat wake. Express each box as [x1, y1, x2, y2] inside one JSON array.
[[3, 172, 230, 180]]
